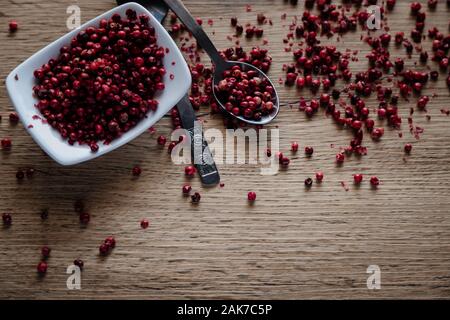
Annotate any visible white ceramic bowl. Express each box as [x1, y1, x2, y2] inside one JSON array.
[[5, 2, 191, 166]]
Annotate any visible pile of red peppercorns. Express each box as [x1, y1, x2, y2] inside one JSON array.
[[32, 9, 166, 152], [215, 65, 276, 121]]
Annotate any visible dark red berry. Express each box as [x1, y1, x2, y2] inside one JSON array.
[[2, 213, 12, 226], [9, 20, 18, 32], [1, 138, 12, 150], [315, 172, 324, 182], [9, 112, 19, 124], [304, 178, 313, 187], [74, 259, 84, 270], [41, 246, 51, 259], [247, 191, 257, 202], [191, 192, 201, 204], [291, 142, 299, 152], [182, 184, 192, 196], [404, 143, 413, 153], [157, 135, 167, 146], [132, 166, 142, 176], [79, 212, 90, 224], [336, 153, 345, 164], [304, 146, 314, 156], [140, 219, 149, 229], [37, 261, 48, 274], [353, 174, 363, 184], [185, 165, 196, 177], [370, 176, 380, 187], [16, 170, 25, 180]]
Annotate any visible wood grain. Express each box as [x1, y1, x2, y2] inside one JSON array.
[[1, 0, 450, 299]]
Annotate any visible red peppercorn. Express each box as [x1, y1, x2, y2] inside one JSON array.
[[247, 191, 257, 202], [184, 165, 196, 177], [9, 20, 18, 32], [404, 143, 413, 153], [304, 146, 314, 156], [140, 219, 149, 229], [9, 112, 19, 124], [79, 212, 90, 224], [2, 213, 12, 226], [105, 236, 116, 248], [304, 178, 313, 187], [291, 142, 299, 152], [191, 192, 201, 204], [41, 246, 51, 259], [132, 166, 142, 176], [315, 172, 324, 182], [16, 170, 25, 180], [157, 135, 167, 146], [37, 261, 48, 274], [370, 176, 380, 187], [1, 138, 12, 150], [182, 184, 192, 196], [99, 243, 110, 255], [353, 174, 363, 185], [371, 128, 384, 140], [336, 153, 345, 164], [74, 259, 84, 270], [410, 2, 422, 14]]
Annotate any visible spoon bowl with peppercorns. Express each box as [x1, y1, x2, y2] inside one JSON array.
[[164, 0, 280, 125]]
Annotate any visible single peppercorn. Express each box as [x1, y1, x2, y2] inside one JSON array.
[[304, 178, 313, 187], [74, 259, 84, 270], [370, 176, 380, 187], [37, 261, 48, 274], [182, 184, 192, 196], [353, 174, 363, 185], [404, 143, 413, 153], [191, 192, 201, 204], [315, 172, 324, 182], [140, 219, 149, 229], [9, 20, 18, 32], [2, 213, 12, 226], [247, 191, 257, 202], [41, 246, 51, 259], [132, 166, 142, 176]]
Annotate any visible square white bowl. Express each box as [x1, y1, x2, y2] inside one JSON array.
[[5, 2, 191, 166]]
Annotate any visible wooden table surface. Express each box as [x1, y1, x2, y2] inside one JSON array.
[[1, 0, 450, 300]]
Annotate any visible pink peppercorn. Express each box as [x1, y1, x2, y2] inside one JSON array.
[[132, 166, 142, 176], [291, 142, 299, 152], [370, 176, 380, 187], [1, 138, 12, 150], [404, 143, 413, 153], [185, 165, 196, 177], [41, 246, 51, 259], [247, 191, 257, 202], [315, 172, 324, 182], [140, 219, 149, 229], [9, 20, 18, 32], [2, 213, 12, 226], [182, 184, 192, 196], [37, 261, 48, 274], [353, 174, 363, 184], [157, 135, 167, 146]]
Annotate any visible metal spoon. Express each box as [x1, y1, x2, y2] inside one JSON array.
[[163, 0, 280, 125]]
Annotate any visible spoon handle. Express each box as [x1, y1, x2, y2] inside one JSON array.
[[163, 0, 227, 69]]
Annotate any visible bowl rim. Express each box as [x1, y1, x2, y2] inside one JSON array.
[[5, 2, 191, 166]]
